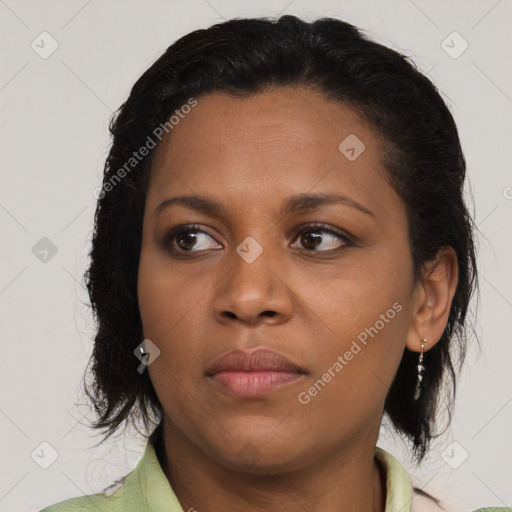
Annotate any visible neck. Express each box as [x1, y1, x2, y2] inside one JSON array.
[[155, 418, 386, 512]]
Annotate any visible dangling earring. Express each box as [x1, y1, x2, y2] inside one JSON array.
[[135, 338, 160, 374], [136, 339, 149, 374], [413, 339, 427, 400]]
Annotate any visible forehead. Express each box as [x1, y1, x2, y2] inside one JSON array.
[[146, 87, 398, 223], [153, 86, 379, 162]]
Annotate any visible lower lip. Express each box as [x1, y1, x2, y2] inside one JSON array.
[[208, 371, 304, 398]]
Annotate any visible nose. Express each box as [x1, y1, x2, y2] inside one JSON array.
[[212, 238, 294, 327]]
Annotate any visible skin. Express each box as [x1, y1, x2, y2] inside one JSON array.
[[137, 86, 458, 512]]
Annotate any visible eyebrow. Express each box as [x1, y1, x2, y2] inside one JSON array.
[[154, 193, 374, 218]]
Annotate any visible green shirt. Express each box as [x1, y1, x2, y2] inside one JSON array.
[[39, 442, 509, 512]]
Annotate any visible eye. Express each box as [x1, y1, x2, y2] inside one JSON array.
[[161, 224, 222, 254], [161, 222, 353, 257], [291, 223, 353, 252]]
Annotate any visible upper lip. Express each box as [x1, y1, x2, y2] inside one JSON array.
[[206, 348, 305, 376]]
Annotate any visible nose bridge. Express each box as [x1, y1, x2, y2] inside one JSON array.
[[213, 229, 292, 324], [230, 231, 278, 300]]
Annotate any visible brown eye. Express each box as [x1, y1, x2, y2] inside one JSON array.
[[176, 232, 200, 251], [162, 225, 222, 254], [300, 231, 323, 250], [292, 224, 352, 252]]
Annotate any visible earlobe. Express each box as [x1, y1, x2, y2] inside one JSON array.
[[406, 246, 459, 353]]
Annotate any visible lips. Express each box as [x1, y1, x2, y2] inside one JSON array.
[[205, 348, 305, 376], [205, 348, 306, 398]]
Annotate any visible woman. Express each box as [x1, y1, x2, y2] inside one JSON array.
[[40, 14, 500, 512]]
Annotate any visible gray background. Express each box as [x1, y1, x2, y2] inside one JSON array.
[[1, 0, 511, 510]]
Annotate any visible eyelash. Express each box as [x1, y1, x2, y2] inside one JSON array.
[[160, 222, 355, 256]]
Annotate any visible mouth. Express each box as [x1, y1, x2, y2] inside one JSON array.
[[208, 370, 305, 398], [205, 348, 306, 398]]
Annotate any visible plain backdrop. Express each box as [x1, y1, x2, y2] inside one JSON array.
[[1, 1, 511, 511]]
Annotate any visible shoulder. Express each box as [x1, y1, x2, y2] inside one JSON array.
[[37, 445, 148, 512], [38, 494, 114, 512], [411, 486, 512, 512], [38, 477, 130, 512], [375, 447, 510, 512], [411, 488, 446, 512], [38, 430, 181, 512]]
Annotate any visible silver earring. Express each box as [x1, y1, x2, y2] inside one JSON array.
[[136, 339, 149, 374], [413, 339, 427, 400]]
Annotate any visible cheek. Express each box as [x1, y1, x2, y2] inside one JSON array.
[[298, 247, 411, 341], [137, 243, 205, 337], [295, 253, 412, 408], [295, 305, 408, 438], [137, 248, 206, 391]]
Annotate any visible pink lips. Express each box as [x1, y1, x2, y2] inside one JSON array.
[[206, 348, 306, 398]]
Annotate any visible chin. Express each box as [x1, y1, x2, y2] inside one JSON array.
[[205, 435, 313, 475]]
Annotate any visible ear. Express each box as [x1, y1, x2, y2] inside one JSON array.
[[405, 246, 459, 353]]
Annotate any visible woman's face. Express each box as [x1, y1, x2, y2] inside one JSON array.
[[138, 87, 419, 472]]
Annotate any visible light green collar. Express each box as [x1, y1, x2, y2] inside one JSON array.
[[375, 447, 414, 511], [42, 440, 504, 512], [110, 443, 416, 512]]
